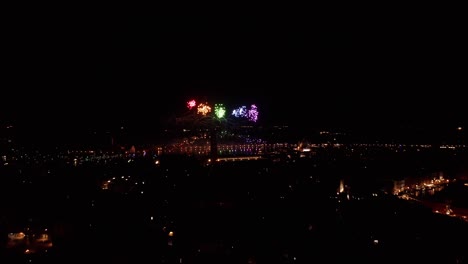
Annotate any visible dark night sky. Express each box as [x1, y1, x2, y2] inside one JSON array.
[[2, 6, 466, 142]]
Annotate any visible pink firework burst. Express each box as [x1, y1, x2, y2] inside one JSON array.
[[247, 104, 258, 122], [187, 99, 197, 110]]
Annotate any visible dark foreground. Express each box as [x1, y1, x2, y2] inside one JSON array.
[[1, 150, 468, 263]]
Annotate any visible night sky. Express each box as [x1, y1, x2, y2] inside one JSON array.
[[2, 7, 466, 142]]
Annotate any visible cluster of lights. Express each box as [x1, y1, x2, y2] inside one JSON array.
[[187, 100, 197, 110], [232, 104, 258, 122], [232, 106, 247, 118], [214, 104, 226, 119], [247, 104, 258, 122], [197, 103, 212, 116], [186, 99, 259, 122]]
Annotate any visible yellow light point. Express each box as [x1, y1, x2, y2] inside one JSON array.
[[168, 231, 174, 237], [458, 127, 463, 131]]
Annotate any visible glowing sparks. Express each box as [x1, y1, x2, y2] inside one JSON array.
[[184, 99, 258, 122], [197, 103, 212, 116], [247, 104, 258, 122], [232, 104, 259, 122], [214, 104, 226, 119], [187, 99, 197, 110], [232, 106, 248, 118]]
